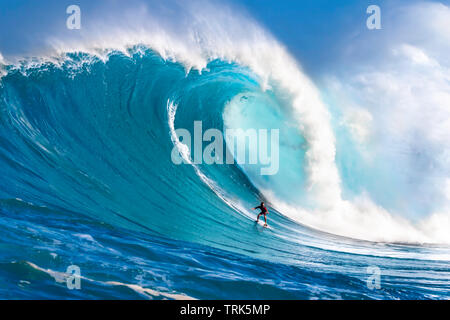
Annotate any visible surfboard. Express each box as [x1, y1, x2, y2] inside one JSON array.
[[255, 220, 270, 229]]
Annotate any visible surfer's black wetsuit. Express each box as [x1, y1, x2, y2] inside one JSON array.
[[255, 204, 268, 215]]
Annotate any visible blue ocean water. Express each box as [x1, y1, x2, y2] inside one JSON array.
[[0, 49, 449, 299]]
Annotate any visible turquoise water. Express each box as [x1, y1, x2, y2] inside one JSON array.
[[0, 49, 449, 299]]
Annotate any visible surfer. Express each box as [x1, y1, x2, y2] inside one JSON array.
[[253, 202, 269, 227]]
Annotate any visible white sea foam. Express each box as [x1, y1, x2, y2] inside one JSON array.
[[0, 52, 6, 78], [25, 261, 194, 300]]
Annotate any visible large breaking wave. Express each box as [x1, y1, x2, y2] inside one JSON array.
[[0, 0, 449, 300], [1, 1, 449, 245]]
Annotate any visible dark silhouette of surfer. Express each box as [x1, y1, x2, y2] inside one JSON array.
[[253, 202, 269, 227]]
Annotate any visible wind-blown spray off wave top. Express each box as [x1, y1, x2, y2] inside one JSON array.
[[0, 1, 449, 299]]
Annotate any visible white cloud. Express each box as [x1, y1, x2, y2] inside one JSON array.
[[393, 44, 438, 66]]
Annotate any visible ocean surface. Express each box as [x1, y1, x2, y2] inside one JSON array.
[[0, 43, 449, 299]]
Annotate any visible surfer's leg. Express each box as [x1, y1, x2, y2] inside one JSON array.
[[256, 213, 261, 222], [263, 214, 267, 226]]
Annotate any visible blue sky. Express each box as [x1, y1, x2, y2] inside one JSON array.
[[0, 0, 420, 73]]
